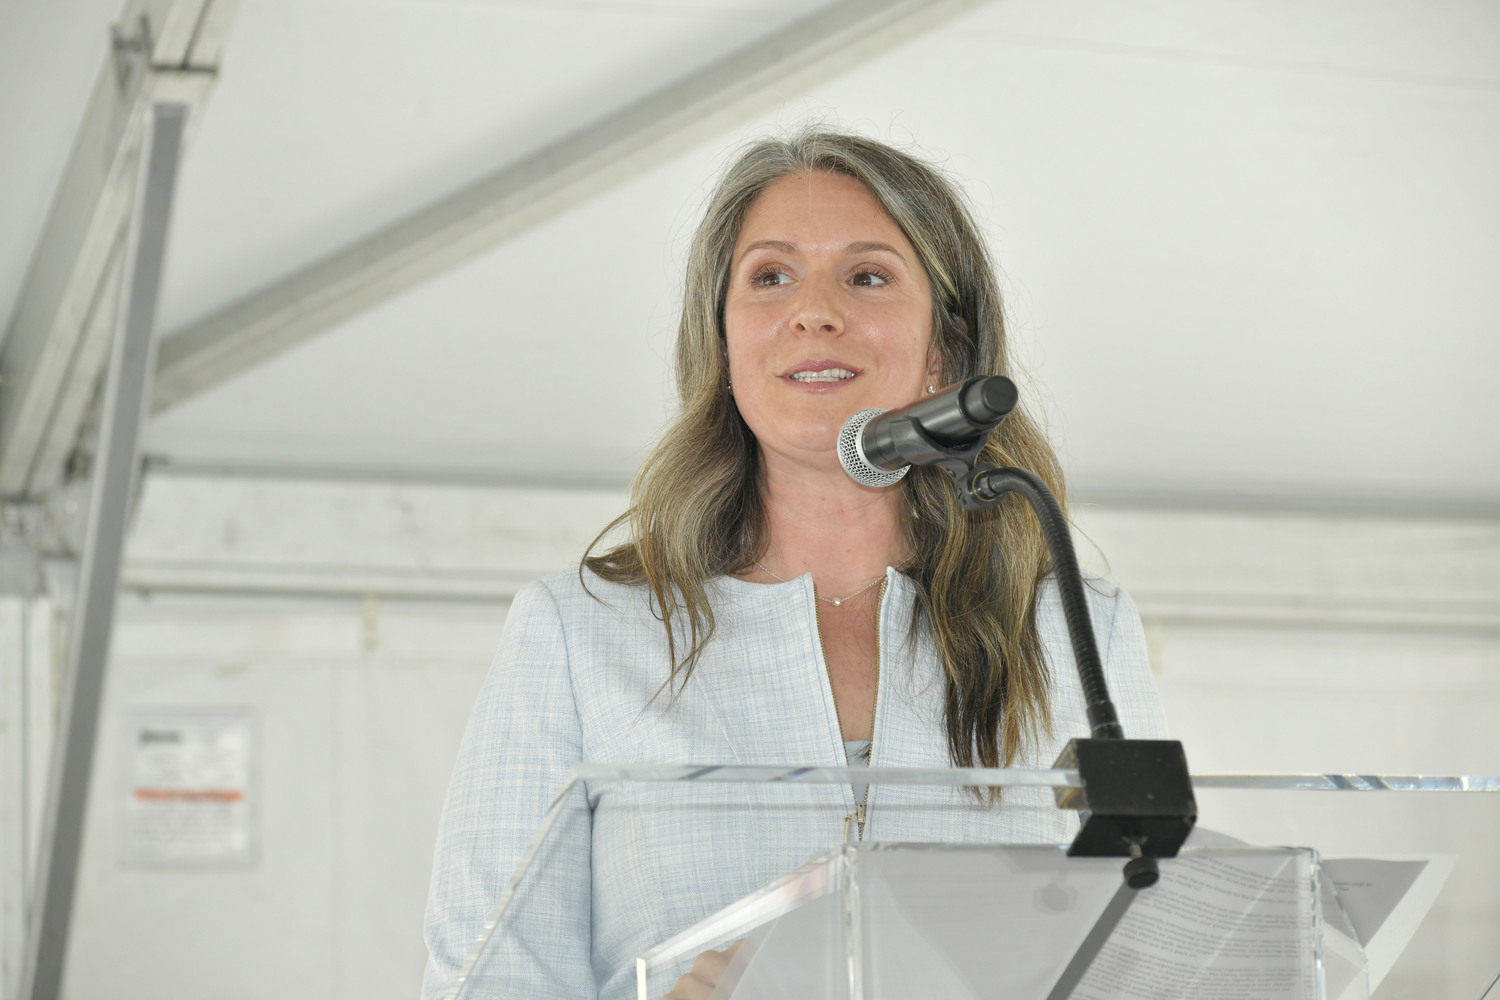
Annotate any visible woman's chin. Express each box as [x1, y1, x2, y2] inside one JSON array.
[[757, 435, 849, 476]]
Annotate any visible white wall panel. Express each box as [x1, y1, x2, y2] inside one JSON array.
[[67, 654, 338, 997], [330, 609, 507, 999], [62, 594, 501, 1000], [1156, 622, 1500, 774]]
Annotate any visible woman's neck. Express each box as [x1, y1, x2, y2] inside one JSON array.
[[755, 450, 909, 593]]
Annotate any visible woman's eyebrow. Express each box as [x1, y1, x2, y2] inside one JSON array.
[[738, 239, 798, 257], [845, 240, 907, 262], [735, 238, 908, 263]]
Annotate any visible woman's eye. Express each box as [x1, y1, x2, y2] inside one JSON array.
[[851, 268, 891, 287], [752, 268, 791, 287]]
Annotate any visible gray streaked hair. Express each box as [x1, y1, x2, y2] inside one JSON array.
[[586, 127, 1066, 773]]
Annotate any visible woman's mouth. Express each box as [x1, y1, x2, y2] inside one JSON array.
[[788, 367, 857, 383]]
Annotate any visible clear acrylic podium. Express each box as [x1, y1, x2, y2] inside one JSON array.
[[445, 766, 1500, 1000]]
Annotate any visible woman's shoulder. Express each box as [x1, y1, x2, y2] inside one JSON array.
[[506, 567, 751, 674], [515, 566, 760, 616], [504, 567, 790, 667], [508, 565, 654, 630], [488, 569, 669, 698]]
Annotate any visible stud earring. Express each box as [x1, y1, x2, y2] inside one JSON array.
[[925, 385, 937, 394]]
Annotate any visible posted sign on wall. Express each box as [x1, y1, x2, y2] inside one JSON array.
[[121, 711, 255, 867]]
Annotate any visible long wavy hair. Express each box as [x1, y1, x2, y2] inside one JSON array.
[[584, 128, 1066, 770]]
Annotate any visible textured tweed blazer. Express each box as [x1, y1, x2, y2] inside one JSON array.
[[422, 567, 1168, 1000]]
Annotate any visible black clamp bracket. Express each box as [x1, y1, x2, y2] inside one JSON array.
[[1053, 737, 1196, 861]]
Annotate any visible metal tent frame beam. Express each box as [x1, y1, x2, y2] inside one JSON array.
[[0, 0, 236, 501], [150, 0, 990, 415]]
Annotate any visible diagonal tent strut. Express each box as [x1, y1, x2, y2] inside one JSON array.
[[149, 0, 993, 417], [0, 0, 238, 501]]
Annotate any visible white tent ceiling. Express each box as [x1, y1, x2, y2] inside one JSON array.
[[3, 0, 1498, 508]]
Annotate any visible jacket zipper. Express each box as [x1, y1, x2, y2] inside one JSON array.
[[814, 577, 887, 842]]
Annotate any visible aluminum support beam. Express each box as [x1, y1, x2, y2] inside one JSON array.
[[0, 0, 237, 500], [150, 0, 989, 414], [19, 102, 187, 1000]]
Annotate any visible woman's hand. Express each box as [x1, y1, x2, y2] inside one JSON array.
[[663, 941, 743, 1000]]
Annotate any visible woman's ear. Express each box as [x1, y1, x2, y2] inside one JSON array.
[[928, 314, 964, 387], [926, 353, 945, 392]]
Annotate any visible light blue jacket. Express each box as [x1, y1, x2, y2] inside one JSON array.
[[422, 568, 1168, 1000]]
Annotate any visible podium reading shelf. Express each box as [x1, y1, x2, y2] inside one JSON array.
[[444, 766, 1500, 1000]]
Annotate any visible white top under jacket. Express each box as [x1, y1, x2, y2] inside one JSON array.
[[422, 566, 1169, 1000]]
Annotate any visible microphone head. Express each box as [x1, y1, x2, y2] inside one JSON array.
[[838, 408, 909, 488]]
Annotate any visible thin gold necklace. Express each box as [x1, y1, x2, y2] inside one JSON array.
[[754, 560, 888, 607]]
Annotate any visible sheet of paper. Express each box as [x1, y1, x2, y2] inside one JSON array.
[[1074, 851, 1321, 1000], [1322, 855, 1457, 990], [1183, 827, 1450, 993]]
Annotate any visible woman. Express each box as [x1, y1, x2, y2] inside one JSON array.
[[422, 129, 1168, 1000]]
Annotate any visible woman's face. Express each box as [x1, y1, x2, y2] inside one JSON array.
[[723, 171, 938, 473]]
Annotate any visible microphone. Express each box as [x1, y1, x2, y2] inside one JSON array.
[[838, 376, 1018, 487]]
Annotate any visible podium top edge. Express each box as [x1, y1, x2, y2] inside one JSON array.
[[564, 764, 1500, 793]]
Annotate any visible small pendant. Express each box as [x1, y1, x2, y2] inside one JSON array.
[[830, 597, 842, 606]]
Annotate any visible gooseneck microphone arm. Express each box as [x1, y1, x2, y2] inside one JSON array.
[[837, 376, 1196, 867], [968, 467, 1123, 740]]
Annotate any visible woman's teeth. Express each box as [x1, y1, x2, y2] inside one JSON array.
[[790, 369, 855, 382]]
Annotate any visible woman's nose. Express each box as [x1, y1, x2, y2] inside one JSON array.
[[790, 277, 844, 336]]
